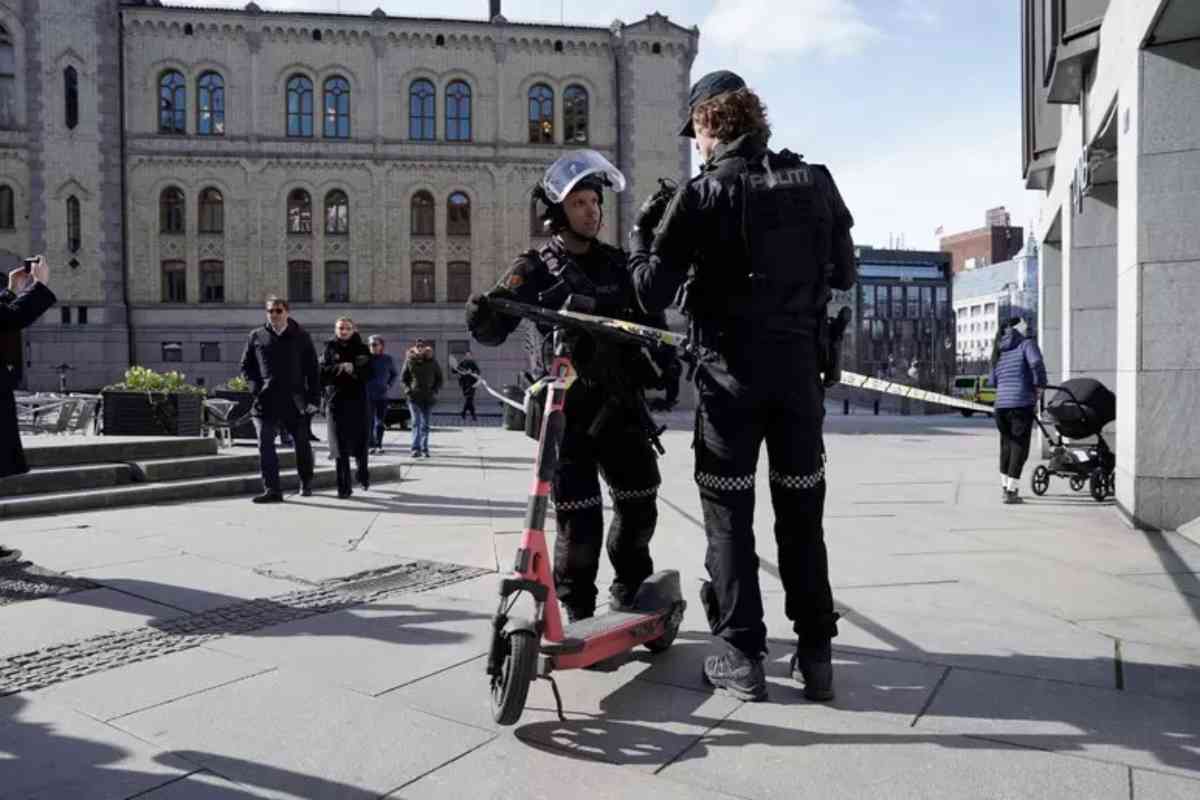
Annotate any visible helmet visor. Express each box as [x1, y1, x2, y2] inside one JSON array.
[[541, 149, 626, 205]]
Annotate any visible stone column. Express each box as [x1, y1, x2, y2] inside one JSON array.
[[1117, 40, 1200, 531], [1037, 231, 1063, 457]]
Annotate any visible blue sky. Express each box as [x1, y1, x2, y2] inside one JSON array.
[[166, 0, 1039, 251]]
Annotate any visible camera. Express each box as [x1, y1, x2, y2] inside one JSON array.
[[21, 257, 37, 273]]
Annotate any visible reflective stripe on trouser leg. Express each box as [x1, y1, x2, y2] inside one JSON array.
[[767, 452, 838, 644]]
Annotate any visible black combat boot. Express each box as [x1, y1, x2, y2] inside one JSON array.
[[791, 641, 835, 702], [703, 646, 768, 702]]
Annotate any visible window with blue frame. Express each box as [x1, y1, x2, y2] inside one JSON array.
[[410, 79, 435, 140], [445, 81, 471, 141], [286, 75, 314, 137], [323, 77, 350, 138]]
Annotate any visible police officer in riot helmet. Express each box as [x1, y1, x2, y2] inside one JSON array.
[[466, 150, 682, 624], [630, 71, 857, 702]]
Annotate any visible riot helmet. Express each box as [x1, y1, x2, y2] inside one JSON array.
[[532, 150, 626, 238]]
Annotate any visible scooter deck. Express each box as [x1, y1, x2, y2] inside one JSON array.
[[542, 609, 666, 656]]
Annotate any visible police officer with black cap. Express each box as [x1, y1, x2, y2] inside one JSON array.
[[466, 150, 681, 624], [630, 71, 857, 702]]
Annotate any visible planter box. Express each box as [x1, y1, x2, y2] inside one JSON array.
[[101, 391, 204, 437], [212, 389, 258, 440]]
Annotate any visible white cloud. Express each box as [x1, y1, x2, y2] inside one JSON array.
[[701, 0, 881, 60]]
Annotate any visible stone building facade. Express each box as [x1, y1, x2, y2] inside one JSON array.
[[0, 0, 698, 396], [1020, 0, 1200, 531]]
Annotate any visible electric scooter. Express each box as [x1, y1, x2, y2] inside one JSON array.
[[480, 298, 686, 726]]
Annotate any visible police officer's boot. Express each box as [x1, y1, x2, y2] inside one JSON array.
[[791, 640, 835, 702], [703, 646, 767, 702]]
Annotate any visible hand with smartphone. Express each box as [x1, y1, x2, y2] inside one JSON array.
[[8, 255, 48, 293]]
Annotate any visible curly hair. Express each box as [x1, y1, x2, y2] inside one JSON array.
[[690, 87, 771, 142]]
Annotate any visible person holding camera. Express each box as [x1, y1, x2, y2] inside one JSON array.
[[1, 255, 56, 562]]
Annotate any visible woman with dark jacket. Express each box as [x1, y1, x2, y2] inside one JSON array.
[[320, 318, 371, 498], [989, 317, 1048, 504]]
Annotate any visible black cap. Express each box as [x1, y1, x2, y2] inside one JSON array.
[[679, 70, 746, 137]]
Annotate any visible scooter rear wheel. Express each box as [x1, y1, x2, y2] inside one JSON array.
[[491, 630, 538, 726], [644, 605, 683, 653]]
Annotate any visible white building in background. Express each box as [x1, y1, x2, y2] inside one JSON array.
[[952, 239, 1039, 363], [1021, 0, 1200, 531]]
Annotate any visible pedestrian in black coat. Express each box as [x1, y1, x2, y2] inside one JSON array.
[[239, 296, 320, 503], [1, 256, 56, 564], [320, 318, 371, 498]]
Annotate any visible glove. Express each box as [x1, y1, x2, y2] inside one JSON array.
[[632, 187, 673, 251], [304, 403, 320, 416], [648, 350, 681, 412]]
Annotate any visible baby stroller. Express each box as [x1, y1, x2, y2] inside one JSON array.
[[1030, 378, 1116, 502]]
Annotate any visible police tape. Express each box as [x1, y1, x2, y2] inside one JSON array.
[[449, 355, 525, 412], [479, 298, 996, 417]]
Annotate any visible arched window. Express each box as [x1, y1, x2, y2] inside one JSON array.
[[66, 196, 80, 253], [325, 261, 349, 302], [286, 75, 314, 137], [445, 80, 471, 141], [160, 187, 185, 234], [0, 185, 13, 229], [287, 189, 312, 234], [411, 191, 434, 236], [288, 260, 313, 303], [528, 84, 554, 144], [0, 24, 14, 130], [198, 188, 223, 233], [409, 79, 435, 140], [200, 260, 224, 302], [64, 66, 78, 130], [447, 261, 471, 303], [161, 260, 186, 303], [447, 192, 470, 236], [159, 70, 186, 134], [411, 261, 434, 303], [324, 190, 348, 234], [322, 76, 350, 138], [563, 85, 589, 144], [197, 72, 225, 136]]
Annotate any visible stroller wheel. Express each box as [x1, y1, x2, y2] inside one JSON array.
[[1070, 476, 1085, 492], [1089, 468, 1108, 502], [1031, 466, 1050, 496]]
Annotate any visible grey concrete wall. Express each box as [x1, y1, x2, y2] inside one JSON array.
[[1119, 39, 1200, 531], [1067, 181, 1119, 396]]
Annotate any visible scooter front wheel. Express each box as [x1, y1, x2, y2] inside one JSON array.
[[491, 630, 538, 726]]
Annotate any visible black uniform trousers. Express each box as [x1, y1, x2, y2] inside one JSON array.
[[552, 383, 661, 618], [693, 334, 838, 658]]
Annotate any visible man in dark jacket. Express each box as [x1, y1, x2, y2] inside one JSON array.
[[239, 296, 320, 503], [1, 255, 56, 563], [400, 338, 442, 457], [989, 317, 1047, 503], [630, 72, 857, 702], [455, 351, 480, 422], [366, 335, 398, 454]]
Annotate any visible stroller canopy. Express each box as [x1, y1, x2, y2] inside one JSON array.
[[1045, 378, 1116, 439]]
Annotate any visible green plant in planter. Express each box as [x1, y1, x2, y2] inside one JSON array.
[[105, 366, 207, 395], [222, 375, 249, 392]]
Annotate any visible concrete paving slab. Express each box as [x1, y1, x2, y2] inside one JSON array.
[[1079, 614, 1200, 654], [963, 525, 1200, 577], [358, 524, 500, 572], [30, 646, 273, 722], [251, 549, 408, 585], [138, 527, 350, 569], [1117, 571, 1200, 600], [0, 692, 196, 799], [0, 588, 184, 658], [1132, 769, 1200, 799], [397, 734, 745, 800], [0, 526, 182, 572], [135, 771, 283, 799], [73, 555, 305, 614], [1120, 640, 1200, 703], [914, 668, 1200, 779], [821, 581, 1120, 688], [656, 697, 1128, 800], [111, 670, 495, 800], [207, 591, 494, 696]]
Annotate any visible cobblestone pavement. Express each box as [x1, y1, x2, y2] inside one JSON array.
[[0, 560, 488, 696], [0, 560, 98, 607]]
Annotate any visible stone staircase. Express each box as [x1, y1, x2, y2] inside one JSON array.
[[0, 438, 405, 519]]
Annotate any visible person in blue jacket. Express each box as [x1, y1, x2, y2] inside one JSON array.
[[989, 317, 1048, 504]]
